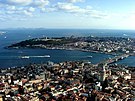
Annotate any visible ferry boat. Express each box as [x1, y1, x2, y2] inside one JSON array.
[[20, 55, 50, 59], [43, 55, 50, 58], [21, 56, 30, 59], [32, 55, 50, 58]]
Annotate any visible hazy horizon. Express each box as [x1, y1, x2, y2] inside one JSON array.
[[1, 28, 135, 31]]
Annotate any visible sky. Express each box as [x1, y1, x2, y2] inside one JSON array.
[[0, 0, 135, 29]]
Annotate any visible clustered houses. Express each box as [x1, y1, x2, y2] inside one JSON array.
[[0, 61, 134, 101], [70, 37, 135, 54], [39, 37, 135, 54]]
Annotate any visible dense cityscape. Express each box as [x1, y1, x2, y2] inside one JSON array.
[[0, 36, 135, 101], [0, 60, 134, 101]]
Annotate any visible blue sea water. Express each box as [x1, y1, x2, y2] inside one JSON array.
[[0, 29, 135, 68]]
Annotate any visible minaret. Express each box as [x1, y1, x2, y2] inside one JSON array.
[[100, 64, 107, 82]]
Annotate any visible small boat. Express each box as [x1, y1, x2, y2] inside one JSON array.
[[87, 56, 92, 58], [123, 34, 128, 36], [28, 35, 31, 38], [0, 31, 6, 35], [21, 56, 30, 59]]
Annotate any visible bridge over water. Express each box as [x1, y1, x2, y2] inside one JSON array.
[[95, 53, 132, 66]]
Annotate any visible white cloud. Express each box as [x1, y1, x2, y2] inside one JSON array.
[[0, 0, 108, 21], [68, 0, 84, 3], [23, 10, 33, 16], [0, 4, 34, 18], [55, 2, 107, 19], [0, 0, 50, 17], [56, 2, 84, 13], [7, 6, 16, 10], [28, 7, 35, 12], [55, 2, 91, 14], [18, 7, 27, 11], [41, 7, 56, 12], [6, 10, 15, 14], [1, 0, 32, 5], [32, 0, 49, 8], [0, 0, 49, 7]]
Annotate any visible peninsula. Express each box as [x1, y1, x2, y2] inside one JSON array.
[[7, 36, 135, 55]]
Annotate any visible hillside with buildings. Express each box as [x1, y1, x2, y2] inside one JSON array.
[[7, 36, 135, 55]]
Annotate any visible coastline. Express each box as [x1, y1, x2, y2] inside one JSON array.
[[8, 46, 118, 56], [44, 47, 118, 56]]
